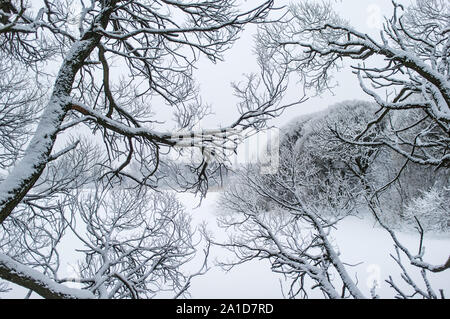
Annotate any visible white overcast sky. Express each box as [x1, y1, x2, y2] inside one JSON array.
[[37, 0, 415, 164], [39, 0, 414, 139], [194, 0, 413, 129]]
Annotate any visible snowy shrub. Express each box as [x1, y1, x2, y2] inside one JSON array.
[[275, 100, 450, 227], [404, 187, 450, 233], [275, 100, 384, 216]]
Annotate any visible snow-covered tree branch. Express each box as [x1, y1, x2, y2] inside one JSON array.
[[0, 0, 299, 298], [215, 100, 449, 298], [258, 0, 450, 169]]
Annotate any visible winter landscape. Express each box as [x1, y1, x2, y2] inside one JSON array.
[[0, 0, 449, 300]]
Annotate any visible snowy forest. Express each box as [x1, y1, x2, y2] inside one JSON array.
[[0, 0, 449, 300]]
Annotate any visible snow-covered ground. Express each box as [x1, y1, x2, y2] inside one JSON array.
[[180, 192, 450, 299], [2, 192, 449, 299], [178, 192, 284, 299]]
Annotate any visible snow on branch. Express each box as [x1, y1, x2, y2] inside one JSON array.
[[258, 0, 450, 169], [0, 252, 94, 299]]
